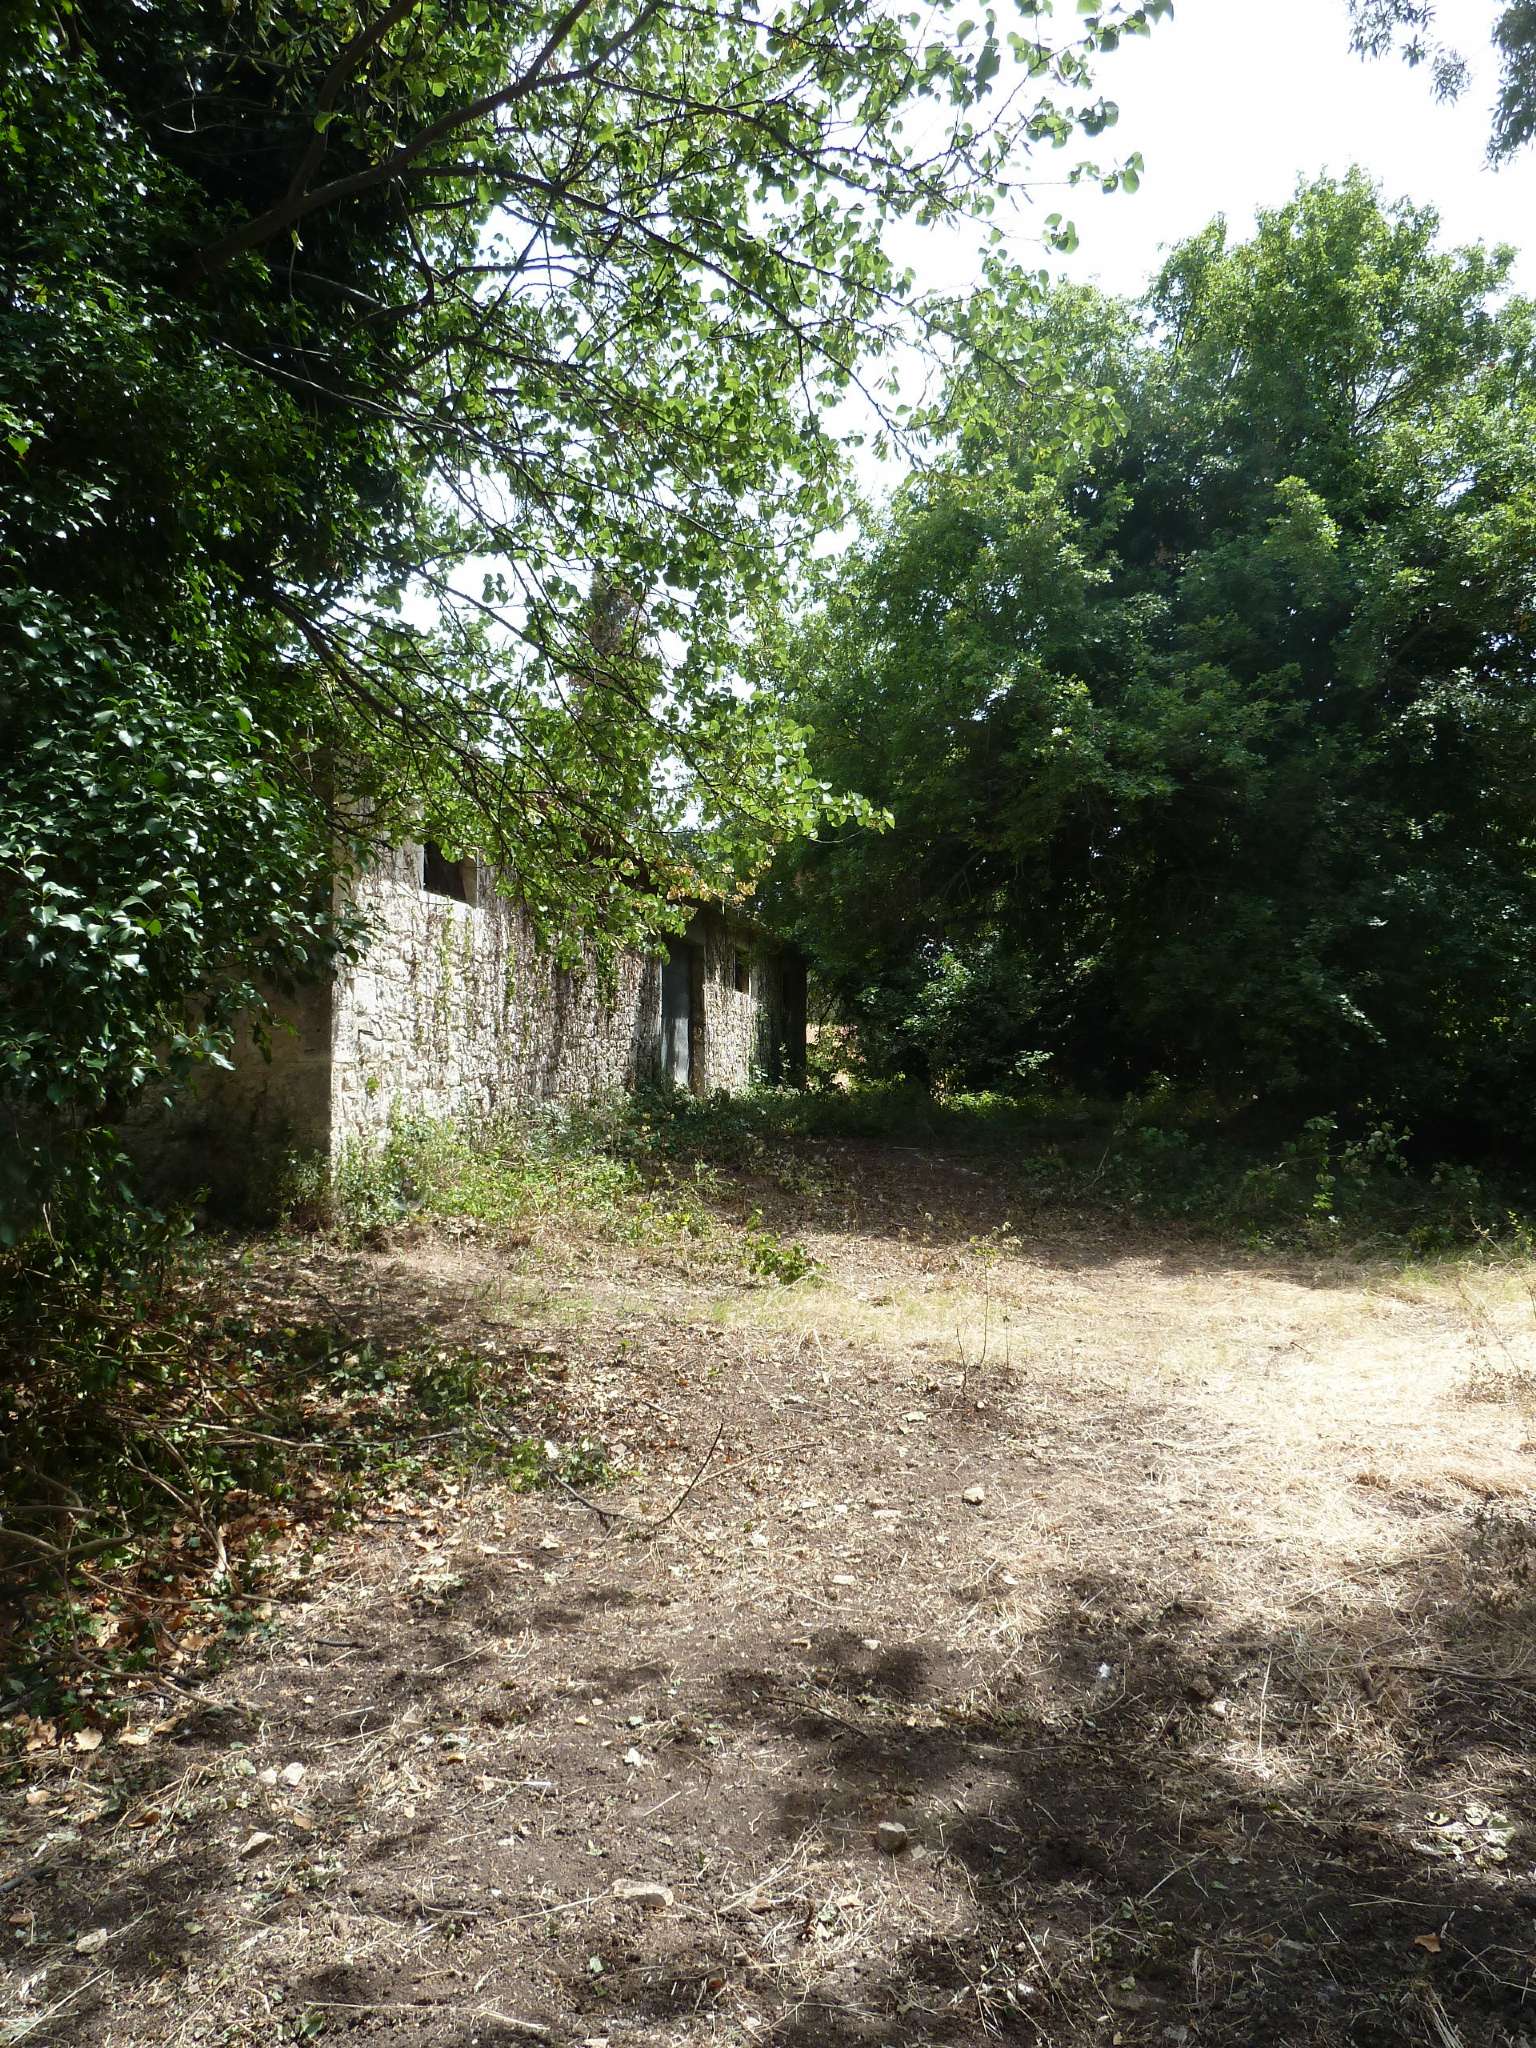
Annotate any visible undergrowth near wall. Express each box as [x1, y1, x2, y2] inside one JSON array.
[[291, 1082, 1534, 1263], [610, 1081, 1536, 1259], [294, 1099, 822, 1282]]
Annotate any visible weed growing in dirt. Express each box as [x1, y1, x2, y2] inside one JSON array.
[[742, 1213, 820, 1284]]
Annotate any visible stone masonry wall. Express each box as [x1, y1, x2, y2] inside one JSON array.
[[123, 979, 334, 1203], [130, 848, 803, 1195], [331, 844, 664, 1152], [690, 909, 793, 1091]]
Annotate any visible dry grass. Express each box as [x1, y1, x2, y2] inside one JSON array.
[[5, 1138, 1536, 2045]]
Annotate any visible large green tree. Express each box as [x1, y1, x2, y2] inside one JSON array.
[[781, 174, 1536, 1149], [0, 0, 1159, 1235]]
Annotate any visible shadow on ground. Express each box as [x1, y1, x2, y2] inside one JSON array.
[[663, 1518, 1536, 2046], [5, 1174, 1534, 2048]]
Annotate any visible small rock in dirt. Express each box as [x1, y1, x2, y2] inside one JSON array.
[[962, 1486, 986, 1506], [237, 1830, 274, 1858], [876, 1821, 910, 1855], [75, 1928, 111, 1955], [1111, 1984, 1157, 2013], [622, 1747, 647, 1768], [612, 1880, 673, 1911], [281, 1762, 307, 1788]]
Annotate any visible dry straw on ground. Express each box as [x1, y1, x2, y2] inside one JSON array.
[[4, 1137, 1536, 2045]]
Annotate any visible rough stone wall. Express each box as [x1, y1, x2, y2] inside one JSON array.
[[129, 850, 805, 1195], [330, 844, 663, 1151], [689, 910, 793, 1091]]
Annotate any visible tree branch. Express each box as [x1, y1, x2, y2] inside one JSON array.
[[176, 0, 639, 286]]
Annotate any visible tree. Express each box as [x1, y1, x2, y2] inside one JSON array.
[[780, 175, 1536, 1148], [1349, 0, 1536, 160], [0, 0, 1160, 1238]]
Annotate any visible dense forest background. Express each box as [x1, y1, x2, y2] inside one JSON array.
[[774, 175, 1536, 1158]]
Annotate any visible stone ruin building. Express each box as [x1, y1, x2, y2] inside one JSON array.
[[147, 840, 806, 1196]]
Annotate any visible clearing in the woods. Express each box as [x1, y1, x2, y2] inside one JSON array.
[[7, 1136, 1536, 2047]]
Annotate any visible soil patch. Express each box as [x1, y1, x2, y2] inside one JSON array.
[[6, 1143, 1536, 2045]]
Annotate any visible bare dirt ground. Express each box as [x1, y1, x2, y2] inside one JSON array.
[[8, 1139, 1536, 2047]]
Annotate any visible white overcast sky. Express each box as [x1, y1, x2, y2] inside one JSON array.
[[995, 0, 1534, 296], [837, 0, 1536, 490]]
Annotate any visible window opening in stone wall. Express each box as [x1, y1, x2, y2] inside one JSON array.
[[733, 951, 750, 994], [422, 841, 474, 903]]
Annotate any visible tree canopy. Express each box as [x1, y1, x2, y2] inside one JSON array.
[[0, 0, 1159, 1235], [779, 174, 1536, 1150], [1350, 0, 1536, 160]]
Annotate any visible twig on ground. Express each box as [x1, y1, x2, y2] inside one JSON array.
[[301, 2007, 548, 2037], [0, 1968, 108, 2044], [0, 1525, 123, 1564], [552, 1473, 637, 1528], [644, 1421, 725, 1534], [1376, 1660, 1536, 1690], [554, 1421, 724, 1536], [1256, 1651, 1273, 1761]]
